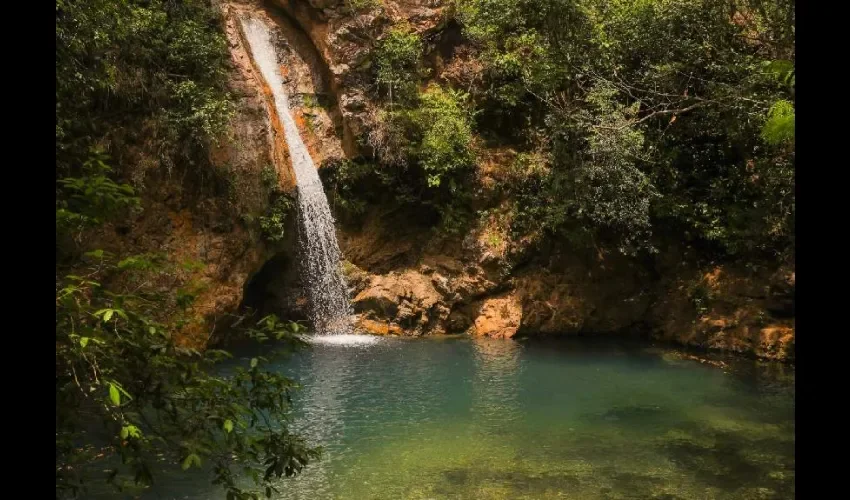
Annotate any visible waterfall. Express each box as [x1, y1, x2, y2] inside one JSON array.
[[240, 16, 352, 335]]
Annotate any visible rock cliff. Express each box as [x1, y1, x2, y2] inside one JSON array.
[[95, 0, 794, 361]]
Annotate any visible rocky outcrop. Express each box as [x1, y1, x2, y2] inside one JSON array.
[[348, 244, 794, 361], [339, 204, 794, 361], [471, 293, 523, 338], [352, 270, 446, 334], [348, 253, 652, 338], [270, 0, 449, 157], [100, 0, 793, 362], [239, 0, 794, 362], [343, 214, 655, 340], [650, 263, 795, 361]]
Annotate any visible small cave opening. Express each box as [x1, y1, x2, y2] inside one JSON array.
[[241, 252, 309, 323], [435, 18, 465, 61]]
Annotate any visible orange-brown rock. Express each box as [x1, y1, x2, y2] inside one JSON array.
[[649, 261, 795, 362], [356, 318, 404, 336], [472, 293, 523, 338], [221, 2, 296, 192], [352, 270, 445, 335]]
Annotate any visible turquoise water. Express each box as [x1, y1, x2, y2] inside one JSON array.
[[101, 335, 795, 499]]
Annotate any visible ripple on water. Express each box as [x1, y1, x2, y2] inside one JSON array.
[[106, 336, 792, 500], [300, 334, 383, 346]]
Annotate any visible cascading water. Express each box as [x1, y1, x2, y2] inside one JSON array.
[[240, 16, 352, 334]]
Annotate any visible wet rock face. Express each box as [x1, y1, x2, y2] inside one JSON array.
[[270, 0, 447, 157]]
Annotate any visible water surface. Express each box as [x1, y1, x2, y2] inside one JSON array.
[[109, 335, 796, 499]]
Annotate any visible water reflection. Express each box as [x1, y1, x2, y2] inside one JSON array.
[[470, 337, 524, 431], [99, 337, 794, 499], [284, 343, 358, 498]]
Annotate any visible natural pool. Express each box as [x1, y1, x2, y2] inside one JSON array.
[[109, 335, 795, 499]]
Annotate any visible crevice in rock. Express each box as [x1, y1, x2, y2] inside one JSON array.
[[240, 250, 308, 322]]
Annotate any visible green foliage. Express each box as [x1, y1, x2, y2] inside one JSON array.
[[301, 94, 319, 109], [688, 281, 714, 316], [56, 150, 140, 237], [761, 99, 795, 146], [166, 79, 233, 144], [448, 0, 795, 258], [244, 314, 309, 343], [763, 59, 795, 88], [346, 0, 382, 12], [375, 86, 475, 188], [259, 195, 295, 243], [503, 152, 562, 242], [435, 200, 476, 237], [455, 0, 589, 118], [373, 25, 424, 104], [361, 84, 477, 231], [571, 84, 659, 253], [56, 250, 319, 499], [261, 165, 279, 191], [56, 3, 316, 493], [415, 87, 477, 187], [327, 84, 476, 234], [56, 0, 232, 174], [324, 158, 374, 216]]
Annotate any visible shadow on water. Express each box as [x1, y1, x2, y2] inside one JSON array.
[[435, 467, 583, 497], [599, 403, 667, 422], [657, 420, 795, 497]]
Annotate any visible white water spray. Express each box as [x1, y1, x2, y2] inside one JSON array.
[[240, 17, 352, 334]]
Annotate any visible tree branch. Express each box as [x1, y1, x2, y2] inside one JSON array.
[[593, 101, 708, 131]]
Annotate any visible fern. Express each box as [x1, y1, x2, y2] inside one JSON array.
[[761, 100, 795, 146]]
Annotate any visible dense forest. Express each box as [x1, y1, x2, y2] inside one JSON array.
[[329, 0, 794, 259], [56, 0, 794, 498]]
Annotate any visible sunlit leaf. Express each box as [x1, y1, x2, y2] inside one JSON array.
[[182, 453, 201, 470], [108, 383, 121, 406]]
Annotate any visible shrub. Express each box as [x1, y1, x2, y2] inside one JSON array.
[[415, 86, 477, 188], [259, 194, 295, 242], [375, 86, 476, 187], [373, 25, 423, 105], [56, 0, 232, 175], [56, 150, 140, 239], [56, 255, 319, 497]]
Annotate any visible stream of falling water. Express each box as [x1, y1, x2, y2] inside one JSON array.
[[240, 16, 352, 334]]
